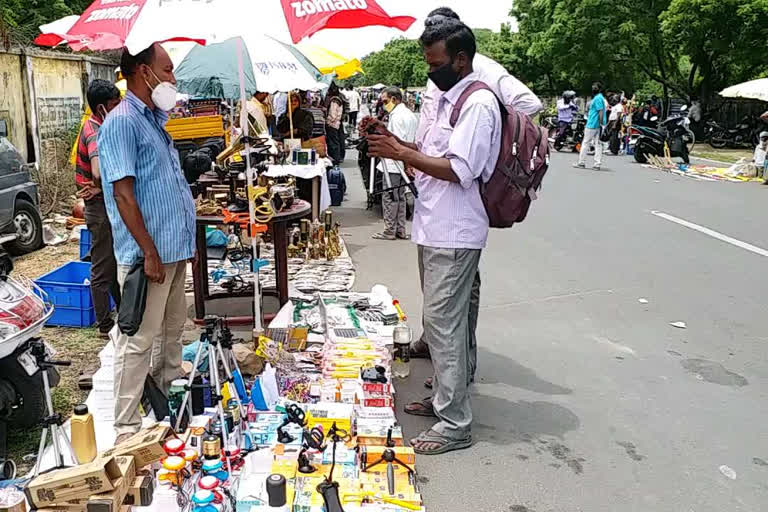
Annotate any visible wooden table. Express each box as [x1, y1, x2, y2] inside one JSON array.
[[192, 199, 311, 322]]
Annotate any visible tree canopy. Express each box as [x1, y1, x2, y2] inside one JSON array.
[[350, 0, 768, 103], [1, 0, 91, 48]]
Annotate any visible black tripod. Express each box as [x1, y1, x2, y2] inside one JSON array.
[[30, 339, 74, 477], [317, 423, 350, 512], [361, 427, 414, 496]]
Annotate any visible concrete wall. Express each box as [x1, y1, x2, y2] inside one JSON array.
[[0, 49, 118, 162], [0, 53, 28, 159]]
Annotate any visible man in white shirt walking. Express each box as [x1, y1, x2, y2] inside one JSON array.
[[366, 19, 501, 455], [372, 87, 418, 241], [343, 85, 361, 133]]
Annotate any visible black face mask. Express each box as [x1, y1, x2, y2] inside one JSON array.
[[429, 61, 461, 92]]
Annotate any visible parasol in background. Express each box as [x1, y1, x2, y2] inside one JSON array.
[[720, 78, 768, 103], [35, 0, 223, 54], [174, 36, 329, 99], [296, 43, 362, 80], [280, 0, 415, 43]]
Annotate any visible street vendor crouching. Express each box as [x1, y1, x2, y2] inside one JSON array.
[[98, 43, 196, 443], [363, 19, 501, 455]]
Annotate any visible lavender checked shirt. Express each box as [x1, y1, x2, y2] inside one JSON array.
[[412, 73, 502, 250]]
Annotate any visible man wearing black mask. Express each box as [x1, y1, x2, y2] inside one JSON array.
[[364, 19, 502, 455]]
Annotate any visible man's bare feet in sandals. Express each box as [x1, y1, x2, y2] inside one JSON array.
[[404, 397, 435, 417], [411, 429, 472, 455]]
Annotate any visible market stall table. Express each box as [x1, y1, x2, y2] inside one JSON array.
[[264, 161, 332, 219], [192, 199, 311, 323]]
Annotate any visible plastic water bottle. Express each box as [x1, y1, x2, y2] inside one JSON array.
[[392, 320, 412, 378]]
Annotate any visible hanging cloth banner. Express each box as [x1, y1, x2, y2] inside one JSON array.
[[281, 0, 416, 44]]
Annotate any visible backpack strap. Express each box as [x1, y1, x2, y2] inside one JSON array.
[[449, 81, 494, 128]]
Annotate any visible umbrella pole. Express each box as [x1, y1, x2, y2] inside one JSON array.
[[237, 38, 263, 334], [289, 90, 295, 139]]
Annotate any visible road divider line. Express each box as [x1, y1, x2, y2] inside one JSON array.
[[651, 210, 768, 257]]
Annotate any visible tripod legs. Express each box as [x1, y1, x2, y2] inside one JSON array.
[[33, 370, 74, 477]]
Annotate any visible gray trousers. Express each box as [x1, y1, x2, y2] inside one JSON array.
[[84, 199, 120, 333], [381, 172, 406, 237], [114, 261, 187, 435], [418, 245, 482, 439]]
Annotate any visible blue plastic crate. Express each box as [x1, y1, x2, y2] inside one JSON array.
[[79, 229, 92, 260], [34, 261, 102, 327]]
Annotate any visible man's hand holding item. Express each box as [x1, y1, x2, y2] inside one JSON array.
[[144, 250, 165, 284], [367, 133, 405, 160]]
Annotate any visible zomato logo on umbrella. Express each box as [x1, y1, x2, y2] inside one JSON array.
[[281, 0, 415, 43], [291, 0, 368, 18]]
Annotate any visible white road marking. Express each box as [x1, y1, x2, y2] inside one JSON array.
[[651, 211, 768, 258]]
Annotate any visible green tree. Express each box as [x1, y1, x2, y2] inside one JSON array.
[[358, 38, 428, 88], [660, 0, 768, 101], [1, 0, 91, 47]]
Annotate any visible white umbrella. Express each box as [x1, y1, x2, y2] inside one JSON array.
[[720, 78, 768, 103]]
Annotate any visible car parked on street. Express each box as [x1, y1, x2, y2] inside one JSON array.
[[0, 137, 43, 257]]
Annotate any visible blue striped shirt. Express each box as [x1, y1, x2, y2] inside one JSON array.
[[98, 91, 196, 266]]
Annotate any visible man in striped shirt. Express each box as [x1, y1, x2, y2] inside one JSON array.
[[98, 43, 196, 442], [76, 79, 122, 339]]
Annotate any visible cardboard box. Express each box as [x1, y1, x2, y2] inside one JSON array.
[[86, 456, 135, 512], [123, 473, 154, 507], [25, 458, 121, 508], [100, 424, 172, 468]]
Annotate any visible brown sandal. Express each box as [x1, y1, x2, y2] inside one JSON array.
[[404, 397, 436, 417], [411, 429, 473, 455]]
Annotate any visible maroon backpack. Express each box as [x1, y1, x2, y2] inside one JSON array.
[[450, 81, 550, 228]]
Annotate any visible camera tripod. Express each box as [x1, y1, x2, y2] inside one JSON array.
[[173, 317, 246, 463], [316, 423, 351, 512], [30, 338, 75, 477], [361, 427, 414, 496]]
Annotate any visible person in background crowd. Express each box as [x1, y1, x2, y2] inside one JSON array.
[[375, 91, 389, 121], [687, 96, 702, 138], [754, 131, 768, 182], [303, 94, 327, 140], [372, 86, 418, 241], [98, 43, 196, 443], [364, 19, 502, 455], [408, 6, 542, 362], [343, 85, 361, 133], [246, 91, 273, 135], [556, 90, 579, 144], [277, 92, 314, 142], [414, 91, 422, 112], [325, 83, 346, 165], [574, 81, 607, 170], [652, 94, 663, 118], [76, 79, 122, 340]]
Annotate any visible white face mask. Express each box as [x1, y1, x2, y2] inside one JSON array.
[[145, 68, 177, 111]]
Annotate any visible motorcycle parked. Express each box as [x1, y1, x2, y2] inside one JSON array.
[[553, 113, 586, 152], [710, 114, 762, 149], [0, 262, 58, 479], [632, 107, 694, 164]]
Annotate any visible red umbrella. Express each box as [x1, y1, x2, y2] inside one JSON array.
[[34, 0, 217, 54], [281, 0, 416, 44]]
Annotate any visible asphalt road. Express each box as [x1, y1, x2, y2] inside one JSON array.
[[334, 145, 768, 512]]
